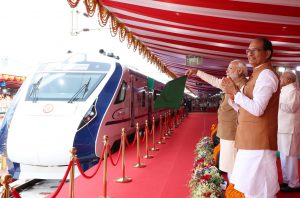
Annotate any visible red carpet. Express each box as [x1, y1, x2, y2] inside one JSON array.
[[49, 112, 217, 198]]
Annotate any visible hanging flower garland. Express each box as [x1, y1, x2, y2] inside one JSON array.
[[150, 54, 154, 64], [142, 48, 147, 59], [119, 24, 127, 42], [138, 42, 144, 55], [127, 32, 133, 49], [146, 50, 151, 62], [110, 15, 119, 37], [133, 39, 139, 52], [98, 4, 110, 27], [84, 0, 98, 17], [67, 0, 80, 8]]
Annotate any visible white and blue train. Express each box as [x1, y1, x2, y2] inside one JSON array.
[[0, 53, 169, 179]]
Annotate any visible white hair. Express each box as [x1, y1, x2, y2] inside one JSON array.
[[230, 59, 248, 76], [283, 70, 297, 83]]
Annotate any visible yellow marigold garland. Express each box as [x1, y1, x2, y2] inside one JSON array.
[[119, 24, 127, 42], [110, 15, 119, 37], [98, 4, 110, 27], [127, 32, 133, 49], [133, 38, 139, 52]]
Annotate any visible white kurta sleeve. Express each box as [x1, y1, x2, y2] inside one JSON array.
[[196, 70, 222, 89], [280, 88, 300, 113], [234, 69, 278, 117]]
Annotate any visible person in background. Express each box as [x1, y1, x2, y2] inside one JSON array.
[[185, 59, 248, 182], [222, 38, 280, 197], [278, 70, 300, 192]]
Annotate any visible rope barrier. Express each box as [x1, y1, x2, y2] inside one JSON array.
[[141, 124, 147, 143], [108, 143, 122, 166], [75, 147, 105, 179], [50, 161, 73, 198], [11, 188, 21, 198], [125, 128, 137, 147], [46, 114, 186, 197]]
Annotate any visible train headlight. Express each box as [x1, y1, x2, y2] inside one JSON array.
[[77, 101, 97, 130]]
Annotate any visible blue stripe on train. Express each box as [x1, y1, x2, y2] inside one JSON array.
[[73, 63, 122, 167]]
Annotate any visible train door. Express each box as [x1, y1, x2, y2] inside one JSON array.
[[130, 75, 135, 127]]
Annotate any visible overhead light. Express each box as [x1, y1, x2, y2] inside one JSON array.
[[278, 67, 285, 73], [296, 66, 300, 71]]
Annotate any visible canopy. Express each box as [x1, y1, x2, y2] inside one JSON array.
[[68, 0, 300, 94]]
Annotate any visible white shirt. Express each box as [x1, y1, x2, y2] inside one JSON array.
[[234, 68, 278, 117], [278, 83, 300, 134]]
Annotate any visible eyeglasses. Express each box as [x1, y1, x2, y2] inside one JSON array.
[[245, 48, 264, 54]]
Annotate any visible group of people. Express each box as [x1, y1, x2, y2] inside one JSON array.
[[186, 38, 300, 197]]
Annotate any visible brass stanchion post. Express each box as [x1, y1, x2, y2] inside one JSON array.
[[168, 110, 174, 135], [132, 123, 146, 168], [164, 112, 171, 137], [115, 129, 132, 183], [0, 154, 7, 171], [157, 115, 166, 144], [150, 116, 159, 151], [0, 174, 13, 198], [69, 148, 77, 198], [100, 135, 113, 198], [174, 110, 178, 128], [172, 110, 176, 128], [143, 120, 153, 159]]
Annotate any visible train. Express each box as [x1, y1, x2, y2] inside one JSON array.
[[0, 53, 169, 179]]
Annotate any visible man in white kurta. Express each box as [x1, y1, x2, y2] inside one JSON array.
[[278, 70, 300, 192], [222, 38, 280, 198]]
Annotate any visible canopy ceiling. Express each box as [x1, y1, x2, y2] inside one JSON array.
[[68, 0, 300, 95]]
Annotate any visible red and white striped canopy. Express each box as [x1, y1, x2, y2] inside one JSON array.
[[76, 0, 300, 94]]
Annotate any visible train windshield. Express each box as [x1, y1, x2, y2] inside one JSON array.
[[25, 62, 111, 102]]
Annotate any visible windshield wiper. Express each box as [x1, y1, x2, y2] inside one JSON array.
[[68, 77, 91, 103], [29, 77, 43, 103]]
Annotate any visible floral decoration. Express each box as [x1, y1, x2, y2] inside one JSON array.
[[189, 137, 224, 198]]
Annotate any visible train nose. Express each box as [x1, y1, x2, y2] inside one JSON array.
[[7, 104, 78, 166]]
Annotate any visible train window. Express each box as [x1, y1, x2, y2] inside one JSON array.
[[114, 81, 127, 104], [25, 72, 106, 102], [142, 91, 146, 107]]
